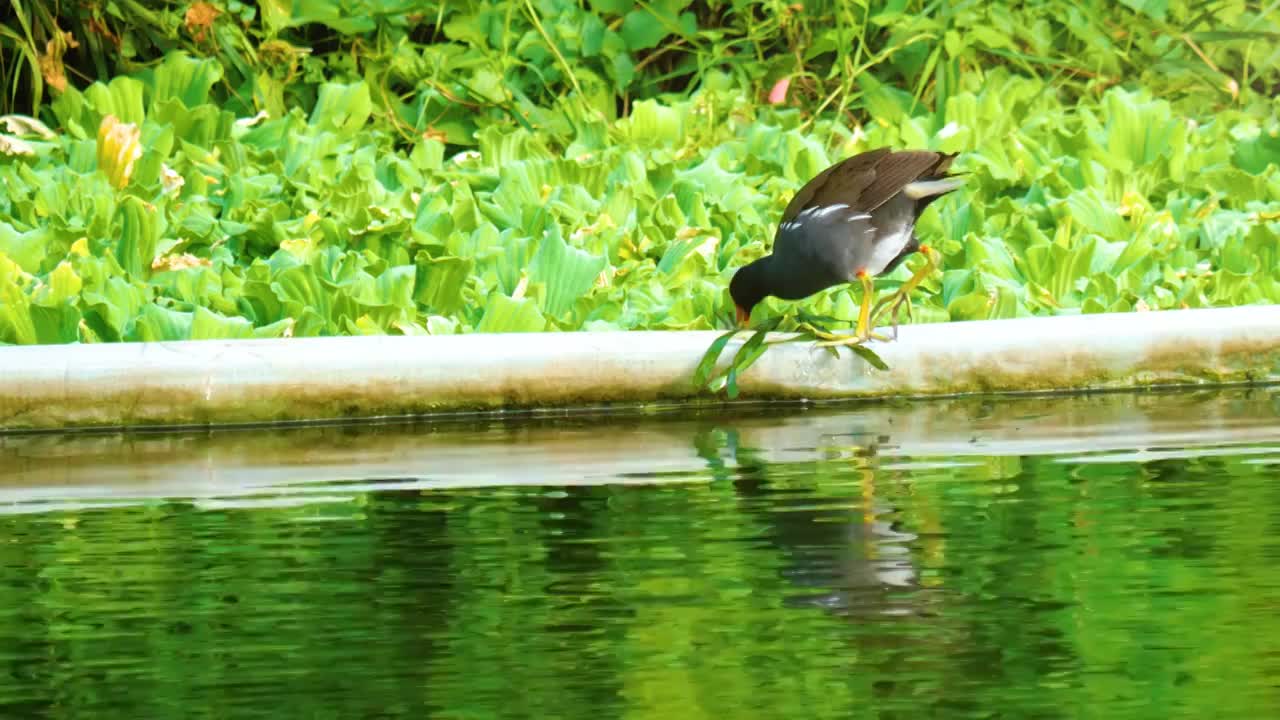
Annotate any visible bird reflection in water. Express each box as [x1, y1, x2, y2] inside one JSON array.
[[692, 421, 923, 619]]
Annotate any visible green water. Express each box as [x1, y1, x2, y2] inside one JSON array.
[[3, 389, 1280, 718]]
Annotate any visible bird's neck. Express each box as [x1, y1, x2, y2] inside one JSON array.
[[746, 254, 778, 279], [747, 255, 787, 295], [750, 252, 834, 302]]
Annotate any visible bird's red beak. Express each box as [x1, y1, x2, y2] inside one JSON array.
[[735, 305, 750, 327]]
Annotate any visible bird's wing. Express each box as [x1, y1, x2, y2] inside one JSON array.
[[774, 201, 878, 280], [779, 147, 889, 224], [849, 151, 955, 213], [780, 150, 956, 224]]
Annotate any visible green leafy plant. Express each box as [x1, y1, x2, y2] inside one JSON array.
[[0, 2, 1277, 381], [692, 310, 891, 399]]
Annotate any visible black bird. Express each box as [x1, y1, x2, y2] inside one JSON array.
[[729, 148, 962, 342]]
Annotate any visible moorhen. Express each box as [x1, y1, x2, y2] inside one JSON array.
[[729, 148, 962, 342]]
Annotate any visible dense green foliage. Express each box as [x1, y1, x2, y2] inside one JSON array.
[[1, 1, 1278, 344]]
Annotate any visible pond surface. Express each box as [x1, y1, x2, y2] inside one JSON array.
[[3, 388, 1280, 718]]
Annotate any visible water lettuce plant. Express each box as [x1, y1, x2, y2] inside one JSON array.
[[1, 1, 1278, 359]]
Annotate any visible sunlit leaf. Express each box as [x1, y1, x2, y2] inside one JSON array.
[[149, 52, 224, 110], [414, 253, 473, 314], [115, 196, 163, 279], [0, 221, 48, 273], [132, 303, 195, 342], [309, 82, 373, 134], [530, 225, 607, 318], [476, 293, 547, 333]]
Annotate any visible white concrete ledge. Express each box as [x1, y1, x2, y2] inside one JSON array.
[[1, 305, 1278, 432]]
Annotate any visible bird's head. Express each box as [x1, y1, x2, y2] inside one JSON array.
[[728, 260, 770, 328]]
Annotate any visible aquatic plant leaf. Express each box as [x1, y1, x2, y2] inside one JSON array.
[[114, 196, 163, 279], [476, 293, 547, 333], [414, 254, 473, 315], [149, 52, 224, 110], [83, 77, 146, 126], [42, 261, 83, 305], [617, 100, 683, 146], [529, 225, 607, 319], [1061, 189, 1129, 240], [309, 82, 373, 134], [1096, 89, 1182, 172], [189, 306, 256, 339], [0, 221, 47, 273], [0, 254, 36, 344], [723, 324, 781, 399], [81, 274, 147, 342], [372, 265, 417, 311], [132, 303, 195, 342], [1051, 237, 1097, 303], [1233, 129, 1280, 175], [693, 329, 739, 389], [846, 344, 889, 371]]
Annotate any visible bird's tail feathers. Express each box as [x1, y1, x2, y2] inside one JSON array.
[[903, 176, 966, 200]]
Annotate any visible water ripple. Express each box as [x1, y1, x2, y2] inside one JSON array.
[[1, 389, 1280, 717]]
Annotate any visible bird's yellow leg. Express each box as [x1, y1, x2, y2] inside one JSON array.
[[855, 271, 874, 339], [808, 271, 891, 347], [871, 245, 939, 334]]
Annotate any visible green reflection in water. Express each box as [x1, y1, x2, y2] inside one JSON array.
[[2, 389, 1280, 718]]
